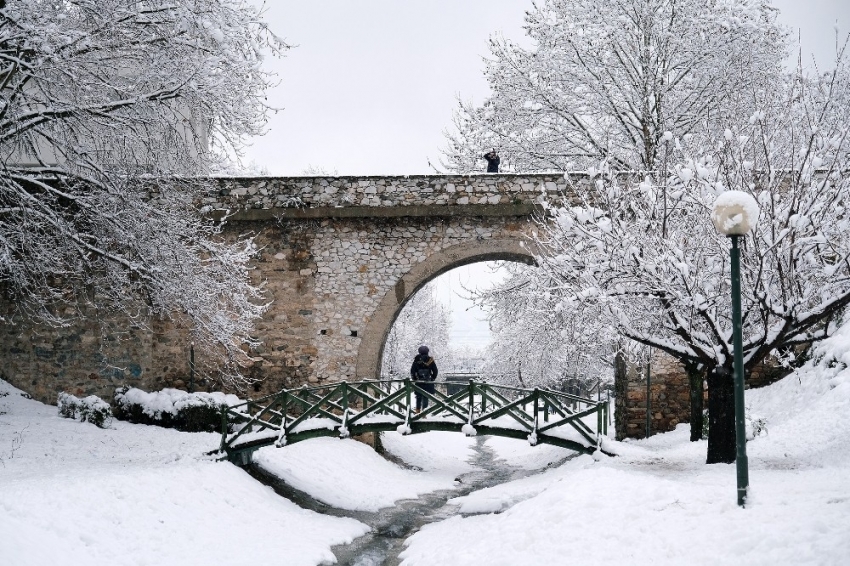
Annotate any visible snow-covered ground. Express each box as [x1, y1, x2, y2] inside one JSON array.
[[0, 382, 368, 566], [254, 432, 473, 512], [400, 332, 850, 566], [3, 324, 850, 565], [484, 435, 571, 470]]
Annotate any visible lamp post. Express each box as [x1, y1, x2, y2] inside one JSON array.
[[711, 191, 760, 507]]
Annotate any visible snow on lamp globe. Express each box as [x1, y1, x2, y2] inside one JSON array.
[[711, 190, 760, 236], [712, 190, 759, 507]]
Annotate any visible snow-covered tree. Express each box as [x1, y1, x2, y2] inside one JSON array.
[[444, 345, 485, 375], [537, 45, 850, 463], [477, 264, 624, 391], [0, 1, 287, 386], [443, 0, 787, 172], [382, 281, 452, 378]]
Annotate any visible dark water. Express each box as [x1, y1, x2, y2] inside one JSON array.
[[246, 435, 570, 566]]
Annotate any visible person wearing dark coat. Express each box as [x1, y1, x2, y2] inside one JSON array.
[[484, 150, 500, 173], [410, 345, 438, 412]]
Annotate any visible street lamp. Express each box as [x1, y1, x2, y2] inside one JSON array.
[[711, 190, 760, 507]]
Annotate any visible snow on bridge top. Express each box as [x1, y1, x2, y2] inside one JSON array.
[[202, 173, 603, 220]]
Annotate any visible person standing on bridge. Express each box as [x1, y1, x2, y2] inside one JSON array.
[[411, 345, 438, 413], [483, 149, 500, 173]]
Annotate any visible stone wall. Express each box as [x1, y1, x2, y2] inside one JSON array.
[[644, 355, 694, 437], [615, 353, 791, 440], [0, 309, 193, 405], [615, 353, 693, 440]]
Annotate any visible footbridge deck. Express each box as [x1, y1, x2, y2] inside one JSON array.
[[218, 379, 612, 465]]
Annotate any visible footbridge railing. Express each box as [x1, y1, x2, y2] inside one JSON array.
[[218, 379, 611, 465]]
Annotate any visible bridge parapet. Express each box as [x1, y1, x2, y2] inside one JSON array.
[[203, 173, 595, 219]]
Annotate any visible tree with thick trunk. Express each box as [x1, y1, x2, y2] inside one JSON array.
[[685, 361, 705, 442], [440, 0, 789, 450], [536, 48, 850, 462]]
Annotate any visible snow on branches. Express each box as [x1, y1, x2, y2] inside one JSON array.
[[381, 281, 452, 378], [536, 46, 850, 378], [0, 1, 287, 386], [443, 0, 787, 173], [475, 263, 620, 390]]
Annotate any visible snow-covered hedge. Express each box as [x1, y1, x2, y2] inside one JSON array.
[[113, 387, 242, 432], [57, 392, 113, 429]]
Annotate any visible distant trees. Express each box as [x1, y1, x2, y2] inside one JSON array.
[[381, 281, 452, 378], [0, 1, 287, 386], [476, 264, 622, 391], [444, 345, 486, 375], [443, 0, 787, 172], [535, 46, 850, 463]]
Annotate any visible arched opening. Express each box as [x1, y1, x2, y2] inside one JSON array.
[[380, 260, 517, 380], [355, 239, 535, 379]]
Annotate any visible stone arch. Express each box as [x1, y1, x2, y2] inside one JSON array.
[[355, 238, 536, 379]]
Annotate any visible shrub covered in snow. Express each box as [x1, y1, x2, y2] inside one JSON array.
[[57, 393, 113, 429], [113, 387, 242, 432]]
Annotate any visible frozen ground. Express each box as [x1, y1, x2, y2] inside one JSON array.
[[3, 324, 849, 565]]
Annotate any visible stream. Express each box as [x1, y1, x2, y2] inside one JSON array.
[[246, 435, 571, 566]]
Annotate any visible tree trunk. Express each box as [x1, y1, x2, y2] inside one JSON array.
[[706, 366, 736, 463], [685, 363, 705, 442], [613, 351, 628, 441]]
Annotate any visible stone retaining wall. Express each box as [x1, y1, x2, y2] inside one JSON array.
[[616, 353, 792, 440], [615, 353, 693, 440]]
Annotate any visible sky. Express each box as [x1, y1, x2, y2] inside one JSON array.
[[244, 0, 850, 176], [244, 0, 850, 351]]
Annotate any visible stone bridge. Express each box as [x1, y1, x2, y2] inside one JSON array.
[[0, 174, 585, 402], [214, 173, 573, 396]]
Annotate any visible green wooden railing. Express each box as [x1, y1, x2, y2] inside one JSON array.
[[218, 379, 611, 465]]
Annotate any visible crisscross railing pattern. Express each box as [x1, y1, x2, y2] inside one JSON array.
[[219, 379, 611, 465]]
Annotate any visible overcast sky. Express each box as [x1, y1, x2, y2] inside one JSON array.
[[244, 0, 849, 176], [244, 0, 850, 352]]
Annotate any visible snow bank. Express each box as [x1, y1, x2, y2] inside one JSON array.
[[0, 379, 367, 566], [744, 324, 850, 467], [254, 437, 459, 512], [401, 332, 850, 565], [402, 457, 849, 565], [2, 462, 368, 566], [381, 430, 476, 475]]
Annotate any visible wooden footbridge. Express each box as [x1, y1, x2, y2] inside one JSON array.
[[219, 379, 612, 465]]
